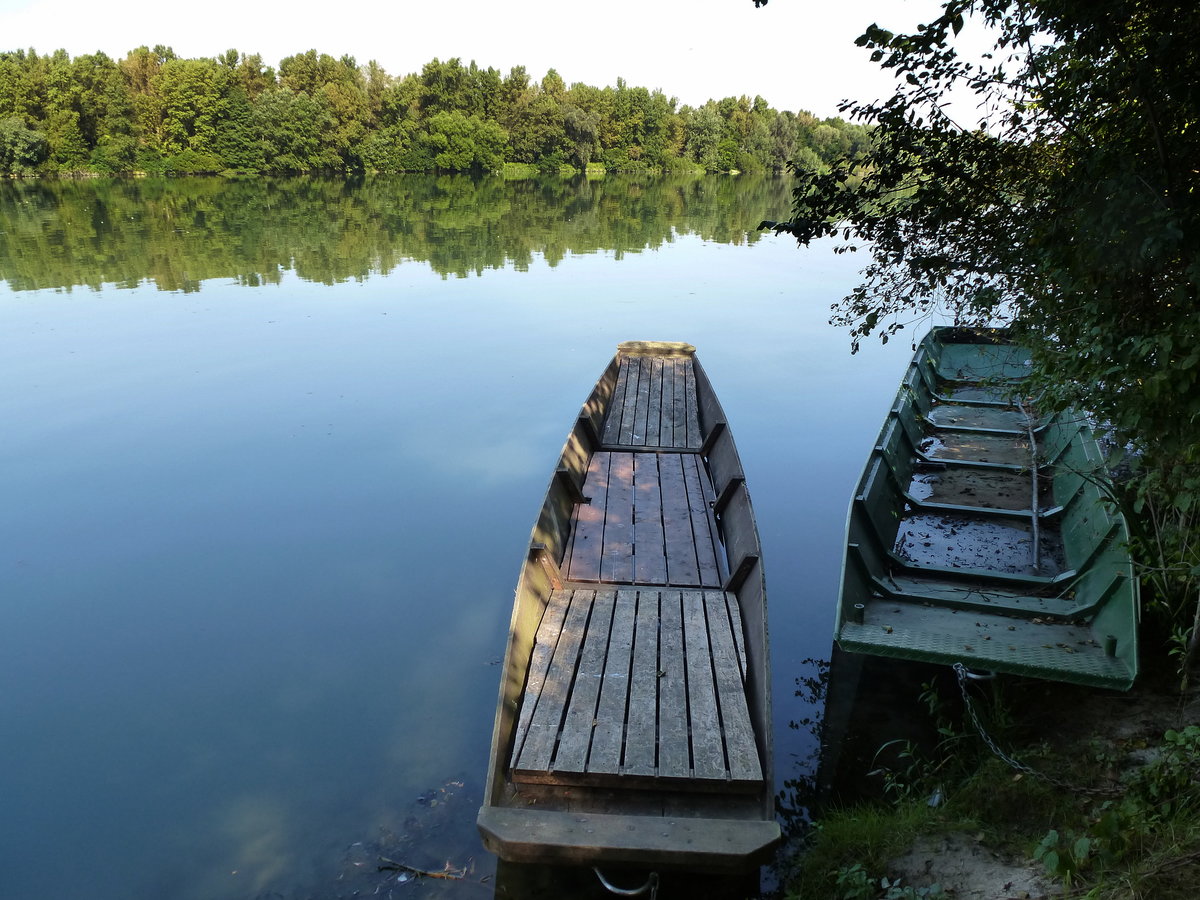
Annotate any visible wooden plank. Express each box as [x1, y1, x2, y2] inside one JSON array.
[[623, 590, 660, 777], [633, 453, 668, 583], [671, 359, 690, 448], [515, 589, 592, 774], [660, 356, 676, 447], [588, 589, 637, 775], [683, 590, 727, 780], [724, 590, 748, 682], [566, 452, 610, 581], [684, 358, 702, 449], [660, 454, 701, 586], [704, 591, 761, 783], [657, 590, 690, 778], [632, 358, 652, 446], [477, 807, 781, 869], [645, 358, 664, 447], [600, 452, 635, 582], [555, 590, 616, 773], [618, 359, 642, 445], [601, 359, 633, 445], [683, 453, 723, 586], [512, 589, 572, 763]]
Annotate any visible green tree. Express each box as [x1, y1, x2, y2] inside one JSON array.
[[0, 51, 37, 120], [156, 57, 230, 157], [0, 116, 48, 173], [419, 110, 506, 172], [684, 103, 724, 171], [251, 87, 340, 171]]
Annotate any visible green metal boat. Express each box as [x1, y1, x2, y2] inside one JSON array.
[[835, 327, 1140, 690]]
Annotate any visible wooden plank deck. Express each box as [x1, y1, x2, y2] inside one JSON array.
[[510, 587, 762, 791], [565, 451, 723, 587], [602, 356, 702, 449]]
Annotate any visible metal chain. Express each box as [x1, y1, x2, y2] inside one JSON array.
[[952, 663, 1119, 796]]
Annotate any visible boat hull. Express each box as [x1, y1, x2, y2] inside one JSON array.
[[835, 327, 1139, 689], [478, 342, 777, 872]]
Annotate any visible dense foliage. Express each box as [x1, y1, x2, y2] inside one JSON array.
[[0, 47, 869, 176], [764, 0, 1200, 662]]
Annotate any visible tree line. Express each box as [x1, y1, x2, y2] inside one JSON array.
[[0, 47, 869, 176]]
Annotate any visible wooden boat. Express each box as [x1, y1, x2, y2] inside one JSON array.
[[478, 341, 779, 877], [836, 327, 1139, 690]]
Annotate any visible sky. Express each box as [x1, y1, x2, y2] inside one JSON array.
[[0, 0, 962, 119]]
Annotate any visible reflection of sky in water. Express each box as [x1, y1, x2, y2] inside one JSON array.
[[0, 213, 917, 898]]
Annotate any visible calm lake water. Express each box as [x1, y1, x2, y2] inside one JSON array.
[[0, 174, 913, 898]]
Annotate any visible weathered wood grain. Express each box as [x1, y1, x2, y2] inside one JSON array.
[[705, 590, 761, 782], [683, 590, 726, 780], [512, 588, 571, 760], [566, 453, 609, 581], [632, 358, 652, 445], [645, 358, 664, 446], [515, 589, 592, 773], [684, 359, 702, 448], [633, 454, 667, 583], [588, 589, 636, 774], [661, 454, 701, 586], [511, 587, 761, 791], [600, 452, 635, 582], [656, 590, 690, 779], [671, 359, 690, 449], [683, 453, 723, 585], [603, 358, 633, 445], [623, 590, 660, 777], [556, 591, 615, 772]]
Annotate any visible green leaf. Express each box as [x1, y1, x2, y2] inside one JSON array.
[[1072, 836, 1091, 861]]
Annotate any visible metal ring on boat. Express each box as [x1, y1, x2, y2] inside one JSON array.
[[593, 868, 659, 897], [956, 663, 997, 680]]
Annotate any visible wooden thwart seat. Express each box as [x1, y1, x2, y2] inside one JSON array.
[[510, 587, 761, 791], [602, 356, 702, 449]]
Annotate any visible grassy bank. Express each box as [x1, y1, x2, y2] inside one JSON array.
[[780, 661, 1200, 899]]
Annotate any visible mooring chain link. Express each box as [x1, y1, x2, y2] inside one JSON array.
[[952, 663, 1119, 797]]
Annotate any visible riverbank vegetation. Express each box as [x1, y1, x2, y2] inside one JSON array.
[[0, 47, 869, 177], [768, 0, 1200, 894], [768, 0, 1200, 683], [781, 663, 1200, 898]]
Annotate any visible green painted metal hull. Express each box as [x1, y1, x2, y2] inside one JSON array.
[[835, 327, 1140, 689]]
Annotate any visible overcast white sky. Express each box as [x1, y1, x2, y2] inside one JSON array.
[[0, 0, 961, 118]]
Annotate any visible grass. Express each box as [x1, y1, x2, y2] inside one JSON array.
[[779, 669, 1200, 899]]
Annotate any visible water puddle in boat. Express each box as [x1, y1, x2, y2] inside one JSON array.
[[895, 512, 1065, 576], [926, 403, 1030, 431], [939, 383, 1021, 404], [910, 468, 1052, 511], [919, 431, 1032, 466]]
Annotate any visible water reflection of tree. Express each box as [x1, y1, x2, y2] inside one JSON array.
[[0, 173, 791, 292], [776, 655, 830, 837]]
